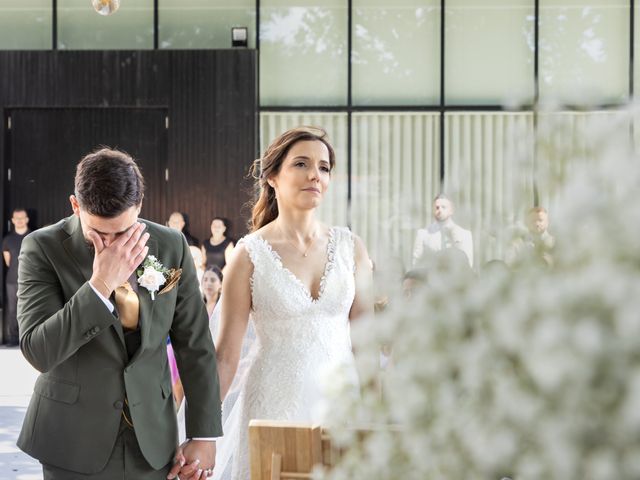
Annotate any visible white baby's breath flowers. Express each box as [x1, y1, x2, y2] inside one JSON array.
[[321, 108, 640, 479]]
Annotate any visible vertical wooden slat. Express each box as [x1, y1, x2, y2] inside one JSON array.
[[0, 50, 257, 243]]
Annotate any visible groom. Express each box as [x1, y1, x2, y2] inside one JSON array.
[[16, 148, 221, 479]]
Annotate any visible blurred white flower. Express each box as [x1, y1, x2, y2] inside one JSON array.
[[321, 105, 640, 480]]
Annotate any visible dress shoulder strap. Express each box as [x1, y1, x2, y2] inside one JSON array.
[[235, 233, 261, 268], [330, 226, 356, 272]]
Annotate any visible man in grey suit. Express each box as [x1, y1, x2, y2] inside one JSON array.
[[17, 148, 221, 479]]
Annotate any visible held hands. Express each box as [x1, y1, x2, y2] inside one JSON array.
[[167, 440, 216, 480], [88, 222, 150, 297]]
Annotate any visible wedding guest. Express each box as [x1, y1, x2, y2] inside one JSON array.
[[2, 207, 30, 346], [505, 207, 555, 267], [189, 245, 206, 288], [166, 342, 184, 410], [202, 217, 234, 271], [202, 266, 223, 318], [167, 211, 199, 247], [413, 194, 474, 268], [402, 268, 428, 298], [481, 259, 510, 277]]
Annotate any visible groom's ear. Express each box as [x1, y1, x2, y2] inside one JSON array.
[[70, 195, 81, 217]]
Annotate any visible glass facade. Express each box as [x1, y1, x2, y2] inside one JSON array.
[[58, 0, 154, 50], [352, 0, 441, 106], [259, 0, 348, 106], [539, 0, 629, 104], [0, 0, 51, 50], [445, 0, 534, 106], [159, 0, 256, 49], [2, 1, 634, 107], [0, 1, 637, 268]]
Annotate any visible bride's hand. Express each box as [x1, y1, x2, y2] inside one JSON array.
[[167, 440, 216, 479]]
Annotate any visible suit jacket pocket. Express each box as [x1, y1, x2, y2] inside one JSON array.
[[34, 376, 80, 405]]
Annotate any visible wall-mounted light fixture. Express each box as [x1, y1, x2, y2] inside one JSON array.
[[231, 27, 248, 48]]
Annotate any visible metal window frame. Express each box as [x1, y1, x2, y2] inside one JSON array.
[[45, 0, 636, 218]]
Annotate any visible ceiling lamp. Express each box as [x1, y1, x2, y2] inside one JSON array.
[[92, 0, 120, 16]]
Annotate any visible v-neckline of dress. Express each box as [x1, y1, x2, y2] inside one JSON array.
[[256, 227, 337, 303]]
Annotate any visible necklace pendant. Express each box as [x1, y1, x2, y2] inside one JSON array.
[[303, 253, 308, 257]]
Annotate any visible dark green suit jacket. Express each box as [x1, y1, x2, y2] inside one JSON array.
[[16, 215, 222, 474]]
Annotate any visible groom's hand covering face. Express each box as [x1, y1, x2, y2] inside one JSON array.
[[70, 195, 149, 296]]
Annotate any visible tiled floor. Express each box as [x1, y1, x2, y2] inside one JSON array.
[[0, 347, 42, 480]]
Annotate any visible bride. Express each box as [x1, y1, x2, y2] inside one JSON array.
[[212, 126, 373, 479]]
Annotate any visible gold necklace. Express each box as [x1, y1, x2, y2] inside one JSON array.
[[279, 224, 317, 257]]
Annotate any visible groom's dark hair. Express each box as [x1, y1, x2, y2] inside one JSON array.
[[74, 147, 145, 218]]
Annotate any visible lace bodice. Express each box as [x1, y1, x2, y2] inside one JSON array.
[[243, 226, 356, 364], [214, 226, 357, 480]]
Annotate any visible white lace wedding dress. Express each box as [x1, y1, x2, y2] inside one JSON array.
[[211, 226, 358, 480]]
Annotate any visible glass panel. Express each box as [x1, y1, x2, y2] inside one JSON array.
[[352, 0, 440, 106], [444, 112, 535, 267], [536, 110, 631, 212], [58, 0, 153, 50], [0, 0, 51, 50], [159, 0, 256, 49], [445, 0, 534, 106], [539, 0, 628, 105], [351, 112, 440, 268], [260, 112, 349, 227], [260, 0, 348, 106]]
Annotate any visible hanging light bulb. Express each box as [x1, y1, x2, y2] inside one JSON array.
[[92, 0, 120, 16]]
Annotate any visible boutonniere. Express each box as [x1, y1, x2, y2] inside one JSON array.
[[136, 255, 182, 300]]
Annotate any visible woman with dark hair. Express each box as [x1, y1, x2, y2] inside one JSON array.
[[202, 217, 234, 271], [211, 126, 373, 479], [202, 266, 223, 317]]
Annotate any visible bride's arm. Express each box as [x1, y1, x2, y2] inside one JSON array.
[[349, 234, 374, 321], [215, 243, 253, 401]]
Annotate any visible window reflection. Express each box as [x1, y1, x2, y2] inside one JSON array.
[[539, 1, 628, 105], [260, 1, 348, 106], [58, 0, 153, 50], [445, 0, 534, 106], [352, 1, 440, 106], [159, 1, 255, 49], [0, 0, 51, 50]]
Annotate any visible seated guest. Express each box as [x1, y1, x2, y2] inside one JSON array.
[[167, 211, 199, 246], [188, 245, 205, 288], [201, 217, 234, 271], [413, 194, 474, 267], [201, 266, 222, 318]]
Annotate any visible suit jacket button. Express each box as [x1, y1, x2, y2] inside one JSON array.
[[113, 400, 124, 409]]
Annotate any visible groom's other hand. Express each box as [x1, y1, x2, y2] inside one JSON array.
[[167, 440, 216, 479], [87, 222, 149, 297]]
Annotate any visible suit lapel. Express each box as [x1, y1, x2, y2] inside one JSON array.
[[129, 236, 158, 365], [62, 216, 94, 283]]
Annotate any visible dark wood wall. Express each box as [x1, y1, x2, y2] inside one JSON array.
[[0, 50, 257, 244]]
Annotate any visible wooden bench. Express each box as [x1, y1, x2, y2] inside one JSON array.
[[249, 420, 334, 480]]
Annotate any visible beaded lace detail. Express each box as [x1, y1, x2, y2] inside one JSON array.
[[254, 226, 337, 303], [219, 226, 356, 480]]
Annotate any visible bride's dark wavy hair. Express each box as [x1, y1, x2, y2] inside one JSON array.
[[248, 126, 336, 232]]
